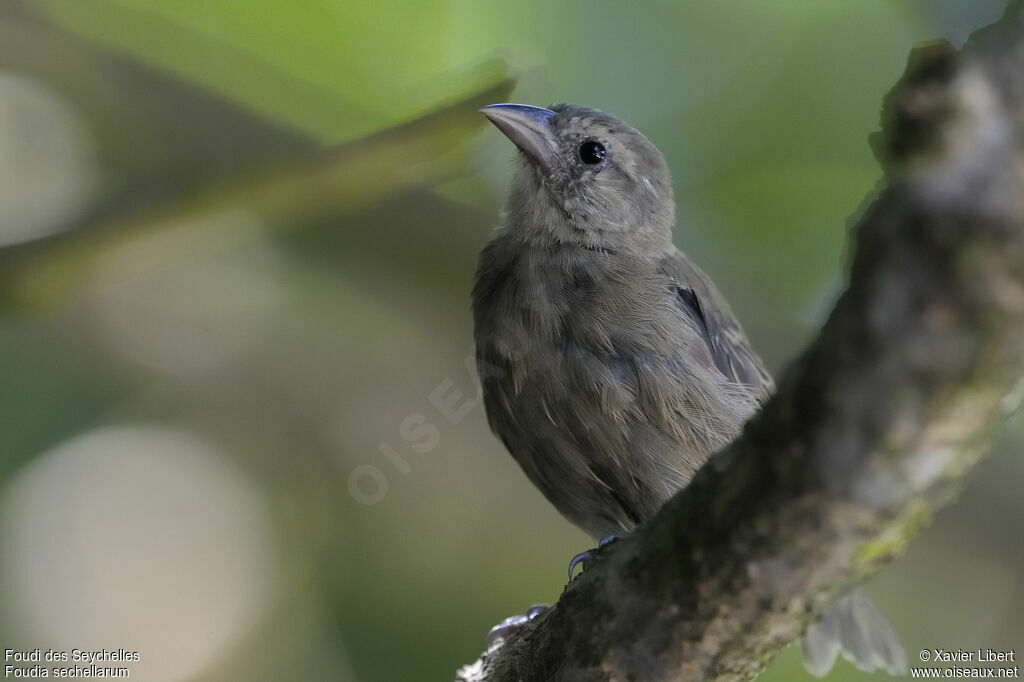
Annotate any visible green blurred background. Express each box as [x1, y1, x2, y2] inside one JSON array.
[[0, 1, 1021, 680]]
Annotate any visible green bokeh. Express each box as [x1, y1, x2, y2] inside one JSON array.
[[0, 1, 1020, 681]]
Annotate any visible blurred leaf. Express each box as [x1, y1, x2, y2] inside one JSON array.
[[0, 1, 316, 201], [0, 75, 513, 311], [31, 0, 505, 140], [0, 327, 121, 478]]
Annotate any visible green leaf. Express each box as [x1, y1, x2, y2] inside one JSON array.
[[32, 0, 507, 140]]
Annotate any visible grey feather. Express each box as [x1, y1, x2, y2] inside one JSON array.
[[660, 250, 775, 394], [802, 606, 842, 677], [803, 591, 907, 677]]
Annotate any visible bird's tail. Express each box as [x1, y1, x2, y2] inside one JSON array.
[[801, 589, 907, 677]]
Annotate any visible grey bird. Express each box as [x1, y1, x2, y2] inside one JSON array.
[[473, 102, 907, 677]]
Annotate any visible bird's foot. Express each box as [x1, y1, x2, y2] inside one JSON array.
[[567, 535, 618, 580], [485, 604, 548, 648]]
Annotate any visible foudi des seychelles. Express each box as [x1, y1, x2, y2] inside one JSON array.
[[0, 2, 1022, 682]]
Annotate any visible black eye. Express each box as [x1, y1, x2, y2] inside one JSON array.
[[578, 140, 606, 164]]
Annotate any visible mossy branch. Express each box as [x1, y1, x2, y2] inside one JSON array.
[[457, 7, 1024, 682]]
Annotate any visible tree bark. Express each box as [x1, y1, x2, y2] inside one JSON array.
[[457, 7, 1024, 682]]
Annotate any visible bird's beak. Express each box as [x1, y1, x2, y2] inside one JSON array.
[[481, 103, 559, 172]]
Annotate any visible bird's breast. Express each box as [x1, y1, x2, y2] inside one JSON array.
[[473, 246, 694, 430]]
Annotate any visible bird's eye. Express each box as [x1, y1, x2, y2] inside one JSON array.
[[578, 140, 607, 165]]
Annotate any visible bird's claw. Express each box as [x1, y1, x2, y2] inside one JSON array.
[[485, 604, 549, 648], [487, 537, 622, 649], [567, 548, 596, 580], [525, 604, 548, 619], [567, 535, 618, 580]]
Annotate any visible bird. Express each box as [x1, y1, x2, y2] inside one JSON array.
[[472, 102, 906, 677]]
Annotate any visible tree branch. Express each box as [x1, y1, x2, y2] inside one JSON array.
[[457, 7, 1024, 682]]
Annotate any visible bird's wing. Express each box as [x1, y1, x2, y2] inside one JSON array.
[[658, 249, 775, 399]]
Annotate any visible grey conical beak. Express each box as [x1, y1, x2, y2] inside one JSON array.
[[481, 103, 559, 172]]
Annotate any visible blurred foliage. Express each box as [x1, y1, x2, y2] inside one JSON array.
[[0, 1, 1021, 681]]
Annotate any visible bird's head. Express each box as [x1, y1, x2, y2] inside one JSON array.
[[482, 103, 675, 254]]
